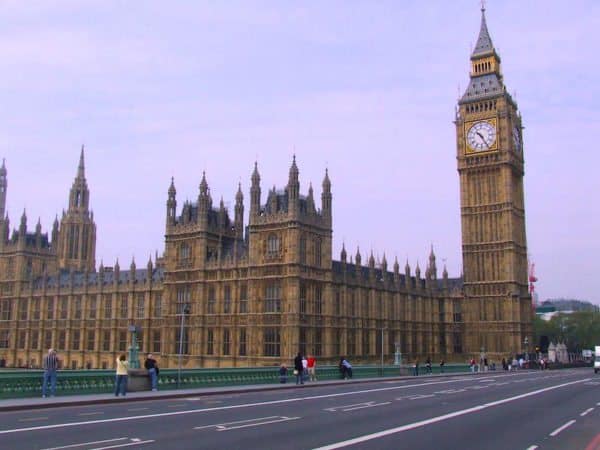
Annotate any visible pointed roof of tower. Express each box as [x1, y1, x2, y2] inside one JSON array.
[[236, 182, 243, 202], [289, 154, 299, 178], [322, 168, 331, 191], [0, 158, 6, 176], [472, 5, 494, 58], [168, 177, 176, 196], [252, 161, 260, 181], [200, 171, 208, 194], [77, 145, 86, 179]]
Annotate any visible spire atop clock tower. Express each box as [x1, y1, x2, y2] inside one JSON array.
[[461, 4, 504, 103], [472, 3, 494, 58]]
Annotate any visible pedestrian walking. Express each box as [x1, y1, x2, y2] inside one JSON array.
[[307, 355, 317, 381], [469, 358, 476, 373], [425, 357, 432, 374], [144, 353, 159, 391], [294, 352, 304, 385], [279, 364, 288, 383], [413, 359, 419, 376], [42, 348, 59, 398], [302, 355, 308, 382], [439, 359, 445, 374], [114, 354, 129, 396]]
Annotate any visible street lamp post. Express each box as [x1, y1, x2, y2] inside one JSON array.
[[380, 327, 387, 376], [524, 337, 529, 362], [177, 304, 191, 389]]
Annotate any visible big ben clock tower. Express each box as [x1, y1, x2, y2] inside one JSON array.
[[456, 5, 531, 357]]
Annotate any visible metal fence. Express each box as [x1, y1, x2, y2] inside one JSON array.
[[0, 364, 470, 399]]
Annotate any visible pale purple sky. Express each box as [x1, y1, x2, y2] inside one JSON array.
[[1, 1, 598, 303]]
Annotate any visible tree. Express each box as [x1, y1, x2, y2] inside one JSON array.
[[533, 311, 600, 353]]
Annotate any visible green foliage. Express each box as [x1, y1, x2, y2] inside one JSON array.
[[534, 311, 600, 352]]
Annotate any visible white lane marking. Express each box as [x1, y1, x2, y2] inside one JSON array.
[[343, 402, 391, 412], [195, 416, 280, 430], [434, 389, 466, 394], [41, 438, 128, 450], [325, 402, 375, 412], [18, 417, 48, 422], [312, 378, 590, 450], [126, 408, 148, 412], [78, 412, 104, 416], [218, 416, 300, 431], [0, 374, 585, 435], [549, 420, 576, 437], [408, 394, 435, 400], [185, 397, 202, 401], [495, 382, 510, 386], [580, 408, 594, 417], [93, 440, 154, 450], [195, 416, 299, 431], [167, 404, 186, 408], [525, 446, 538, 450]]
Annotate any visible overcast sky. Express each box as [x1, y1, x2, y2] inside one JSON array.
[[1, 1, 598, 303]]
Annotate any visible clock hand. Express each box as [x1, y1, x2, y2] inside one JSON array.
[[476, 131, 489, 149]]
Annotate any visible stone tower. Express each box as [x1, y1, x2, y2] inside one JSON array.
[[455, 6, 531, 356], [57, 146, 97, 272]]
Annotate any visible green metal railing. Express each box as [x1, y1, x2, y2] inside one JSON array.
[[0, 364, 470, 400]]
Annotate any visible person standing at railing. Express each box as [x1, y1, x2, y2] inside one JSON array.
[[294, 352, 304, 385], [114, 354, 129, 396], [307, 355, 317, 381], [144, 353, 159, 392], [42, 348, 59, 398]]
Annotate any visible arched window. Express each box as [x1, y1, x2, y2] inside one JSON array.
[[299, 234, 306, 264], [267, 234, 280, 256], [314, 238, 322, 267]]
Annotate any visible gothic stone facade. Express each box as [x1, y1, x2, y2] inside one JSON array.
[[0, 8, 531, 369]]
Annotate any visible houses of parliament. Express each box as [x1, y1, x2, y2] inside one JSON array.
[[0, 7, 532, 369]]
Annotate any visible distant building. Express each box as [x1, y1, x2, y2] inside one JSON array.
[[0, 6, 531, 369]]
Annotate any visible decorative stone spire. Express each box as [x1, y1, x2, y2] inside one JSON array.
[[19, 209, 27, 235], [368, 251, 375, 269], [472, 4, 494, 58], [307, 183, 315, 214], [234, 182, 244, 239], [35, 217, 42, 234], [393, 256, 399, 275], [355, 247, 362, 267], [340, 243, 347, 263], [381, 253, 388, 273], [199, 171, 208, 196], [250, 162, 261, 218], [0, 158, 6, 219], [147, 254, 153, 274], [321, 168, 332, 222], [287, 155, 300, 214], [167, 177, 177, 227]]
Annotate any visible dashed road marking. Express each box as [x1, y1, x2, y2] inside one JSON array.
[[78, 412, 104, 416], [525, 445, 538, 450], [18, 417, 48, 422], [195, 415, 300, 431], [580, 408, 594, 417], [549, 420, 576, 437], [40, 437, 128, 449]]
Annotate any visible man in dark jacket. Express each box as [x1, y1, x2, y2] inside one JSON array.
[[144, 353, 159, 391], [294, 352, 304, 385]]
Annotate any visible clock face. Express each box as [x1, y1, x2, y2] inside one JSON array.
[[512, 126, 521, 152], [466, 121, 497, 152]]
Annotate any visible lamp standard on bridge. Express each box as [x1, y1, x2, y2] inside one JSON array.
[[177, 304, 191, 389]]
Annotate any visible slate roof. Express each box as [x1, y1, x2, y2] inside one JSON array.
[[461, 73, 503, 103]]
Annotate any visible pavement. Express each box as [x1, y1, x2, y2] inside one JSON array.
[[0, 371, 445, 412]]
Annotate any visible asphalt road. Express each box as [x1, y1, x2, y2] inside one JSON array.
[[1, 369, 599, 450]]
